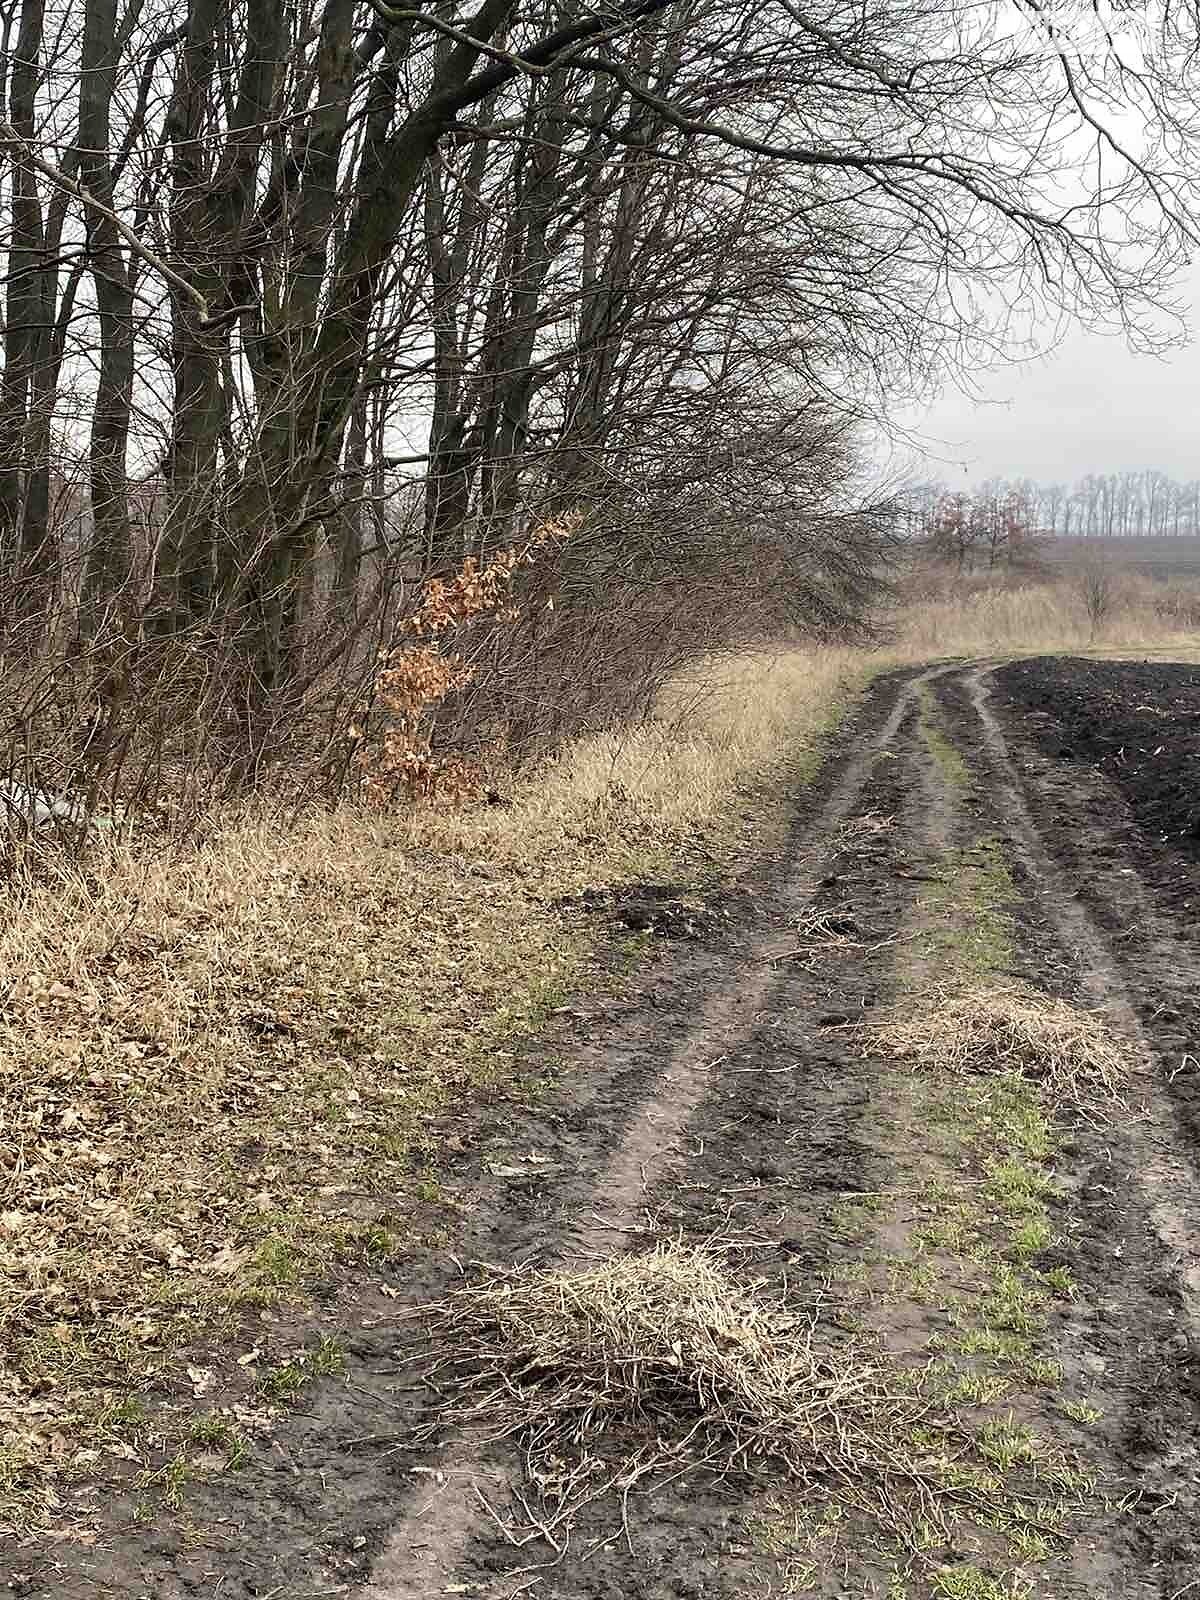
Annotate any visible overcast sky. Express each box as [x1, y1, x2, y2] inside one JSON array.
[[898, 265, 1200, 489]]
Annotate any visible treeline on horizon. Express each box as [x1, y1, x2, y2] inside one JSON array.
[[907, 472, 1200, 542]]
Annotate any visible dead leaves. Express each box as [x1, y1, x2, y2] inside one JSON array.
[[355, 518, 576, 806]]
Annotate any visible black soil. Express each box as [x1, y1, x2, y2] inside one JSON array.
[[995, 655, 1200, 857]]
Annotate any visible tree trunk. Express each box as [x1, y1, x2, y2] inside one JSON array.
[[77, 0, 134, 643], [1, 0, 55, 628], [335, 395, 368, 609]]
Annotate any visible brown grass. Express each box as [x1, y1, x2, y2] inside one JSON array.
[[871, 981, 1131, 1107], [395, 1242, 975, 1546], [888, 570, 1200, 662]]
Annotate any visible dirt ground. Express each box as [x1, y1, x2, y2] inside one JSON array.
[[7, 655, 1200, 1600], [996, 655, 1200, 857]]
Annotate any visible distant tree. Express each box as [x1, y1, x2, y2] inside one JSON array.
[[1074, 552, 1118, 639], [1041, 482, 1066, 536], [927, 492, 977, 570], [1143, 470, 1170, 537]]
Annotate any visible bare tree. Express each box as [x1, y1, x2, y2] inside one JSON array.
[[1074, 552, 1118, 639], [3, 0, 1200, 795]]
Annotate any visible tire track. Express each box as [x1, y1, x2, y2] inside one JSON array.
[[954, 663, 1200, 1335], [360, 668, 948, 1600], [931, 662, 1200, 1595]]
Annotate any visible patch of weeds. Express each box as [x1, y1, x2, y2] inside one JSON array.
[[971, 1496, 1062, 1563], [978, 1074, 1053, 1163], [891, 1357, 948, 1394], [360, 1222, 402, 1259], [374, 1129, 412, 1163], [1008, 1217, 1053, 1262], [260, 1334, 346, 1402], [1060, 1399, 1103, 1426], [951, 1326, 1034, 1365], [186, 1412, 249, 1467], [1014, 1355, 1062, 1387], [884, 1253, 938, 1300], [977, 1414, 1039, 1471], [940, 1370, 1012, 1407], [932, 1564, 1031, 1600], [226, 1208, 361, 1309], [260, 1361, 309, 1403], [946, 1461, 1006, 1496], [906, 1423, 948, 1455], [1041, 1456, 1096, 1495], [918, 686, 972, 789], [1038, 1264, 1075, 1297], [1006, 1524, 1053, 1562], [984, 1156, 1053, 1218], [912, 1210, 980, 1257], [979, 1266, 1046, 1337], [0, 1441, 50, 1540], [252, 1233, 302, 1287], [135, 1449, 192, 1511]]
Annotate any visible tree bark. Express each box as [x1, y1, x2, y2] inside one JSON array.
[[77, 0, 135, 643], [1, 0, 56, 626]]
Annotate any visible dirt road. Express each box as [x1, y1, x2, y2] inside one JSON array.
[[19, 657, 1200, 1600]]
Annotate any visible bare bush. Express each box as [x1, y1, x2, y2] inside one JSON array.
[[1072, 554, 1120, 640]]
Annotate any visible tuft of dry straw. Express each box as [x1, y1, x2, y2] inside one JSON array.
[[398, 1243, 987, 1543], [870, 981, 1129, 1104]]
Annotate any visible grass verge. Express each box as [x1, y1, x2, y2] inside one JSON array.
[[0, 644, 874, 1536], [752, 740, 1116, 1593]]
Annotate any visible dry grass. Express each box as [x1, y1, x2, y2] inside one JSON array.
[[889, 571, 1200, 661], [871, 982, 1131, 1107], [396, 1242, 988, 1546], [467, 643, 873, 846], [0, 643, 872, 1533]]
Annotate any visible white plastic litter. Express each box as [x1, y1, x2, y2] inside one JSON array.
[[0, 779, 90, 830]]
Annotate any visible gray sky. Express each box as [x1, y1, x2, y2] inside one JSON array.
[[900, 266, 1200, 488]]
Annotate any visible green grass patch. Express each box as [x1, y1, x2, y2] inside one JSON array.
[[917, 685, 972, 789], [259, 1334, 346, 1402], [186, 1412, 249, 1467], [932, 1566, 1031, 1600], [1060, 1399, 1103, 1426]]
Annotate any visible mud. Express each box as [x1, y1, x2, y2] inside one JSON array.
[[945, 664, 1200, 1590], [995, 654, 1200, 857], [8, 657, 1200, 1600]]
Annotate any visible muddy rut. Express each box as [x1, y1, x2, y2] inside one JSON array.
[[21, 660, 1200, 1600]]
